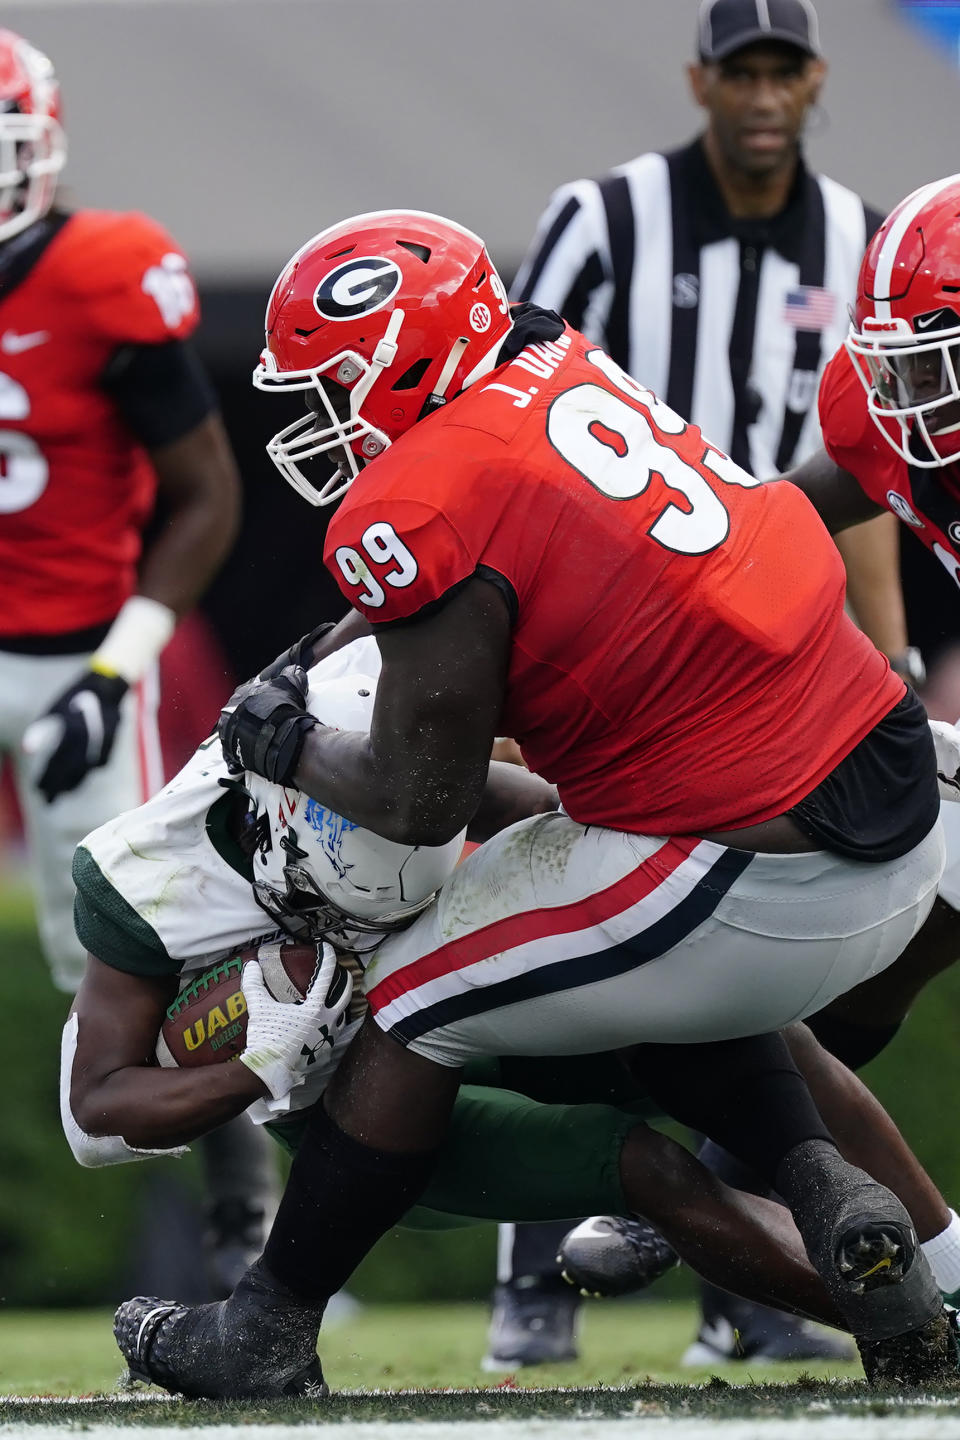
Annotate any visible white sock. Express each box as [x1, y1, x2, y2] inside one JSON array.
[[921, 1209, 960, 1297]]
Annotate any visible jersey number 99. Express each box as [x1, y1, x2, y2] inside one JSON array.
[[334, 521, 419, 608], [547, 350, 760, 556]]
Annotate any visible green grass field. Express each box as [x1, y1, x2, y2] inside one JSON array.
[[4, 877, 960, 1430], [0, 1300, 864, 1396], [1, 1302, 960, 1430]]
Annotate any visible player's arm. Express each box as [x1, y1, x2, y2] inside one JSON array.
[[779, 447, 883, 534], [254, 609, 371, 684], [834, 513, 909, 660], [105, 331, 242, 620], [221, 576, 512, 845], [136, 409, 240, 618], [308, 576, 511, 843], [309, 608, 371, 661], [781, 451, 913, 661], [24, 343, 241, 803], [469, 760, 559, 843], [65, 955, 267, 1157]]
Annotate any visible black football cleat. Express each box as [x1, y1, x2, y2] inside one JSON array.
[[812, 1203, 941, 1342], [557, 1215, 680, 1297], [777, 1141, 952, 1384], [115, 1260, 328, 1399], [856, 1306, 957, 1388]]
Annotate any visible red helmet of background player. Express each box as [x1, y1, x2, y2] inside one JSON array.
[[847, 173, 960, 469], [253, 209, 514, 505], [0, 30, 66, 244]]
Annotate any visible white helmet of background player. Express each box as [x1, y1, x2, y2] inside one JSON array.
[[244, 670, 466, 953], [0, 30, 66, 244]]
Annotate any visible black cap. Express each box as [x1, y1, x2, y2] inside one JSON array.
[[697, 0, 820, 62]]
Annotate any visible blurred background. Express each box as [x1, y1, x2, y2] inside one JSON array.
[[2, 0, 960, 1311]]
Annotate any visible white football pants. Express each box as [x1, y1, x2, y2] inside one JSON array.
[[0, 647, 161, 992], [364, 810, 945, 1067]]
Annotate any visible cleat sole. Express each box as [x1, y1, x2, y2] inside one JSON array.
[[858, 1308, 959, 1388]]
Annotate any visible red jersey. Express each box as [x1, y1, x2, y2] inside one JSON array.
[[0, 210, 200, 637], [820, 343, 960, 588], [325, 328, 904, 834]]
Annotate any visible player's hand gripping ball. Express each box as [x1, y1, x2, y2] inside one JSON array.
[[156, 937, 350, 1070]]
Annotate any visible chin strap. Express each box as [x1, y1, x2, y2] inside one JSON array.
[[419, 335, 470, 420], [420, 303, 566, 422]]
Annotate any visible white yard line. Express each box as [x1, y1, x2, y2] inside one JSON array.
[[6, 1416, 960, 1439]]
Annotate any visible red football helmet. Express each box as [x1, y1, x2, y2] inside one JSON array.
[[0, 30, 65, 244], [253, 209, 514, 505], [847, 173, 960, 468]]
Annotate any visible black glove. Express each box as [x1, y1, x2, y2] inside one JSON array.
[[216, 625, 337, 746], [24, 669, 129, 804], [258, 623, 336, 683], [218, 664, 319, 784]]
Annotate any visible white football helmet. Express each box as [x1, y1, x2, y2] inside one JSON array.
[[244, 669, 465, 953]]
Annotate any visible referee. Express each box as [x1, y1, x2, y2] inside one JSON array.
[[513, 0, 917, 672], [516, 0, 867, 480], [488, 0, 916, 1375]]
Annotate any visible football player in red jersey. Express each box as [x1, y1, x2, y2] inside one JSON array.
[[115, 210, 954, 1396], [0, 29, 238, 989], [0, 29, 282, 1296], [494, 174, 960, 1337], [754, 173, 960, 1071]]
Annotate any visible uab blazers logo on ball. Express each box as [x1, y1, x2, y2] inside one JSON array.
[[314, 257, 403, 321]]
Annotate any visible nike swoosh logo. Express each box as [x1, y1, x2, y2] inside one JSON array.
[[1, 329, 50, 353], [915, 315, 940, 331], [857, 1256, 893, 1280]]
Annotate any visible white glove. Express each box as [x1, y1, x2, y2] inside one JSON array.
[[239, 944, 353, 1101], [930, 719, 960, 803]]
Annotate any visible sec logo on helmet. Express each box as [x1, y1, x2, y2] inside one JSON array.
[[469, 302, 491, 333], [313, 257, 403, 321]]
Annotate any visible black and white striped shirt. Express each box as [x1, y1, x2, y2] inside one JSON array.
[[512, 138, 882, 477]]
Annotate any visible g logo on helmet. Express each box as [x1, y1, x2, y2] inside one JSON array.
[[313, 257, 403, 322]]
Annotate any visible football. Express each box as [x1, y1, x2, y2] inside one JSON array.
[[155, 937, 340, 1068]]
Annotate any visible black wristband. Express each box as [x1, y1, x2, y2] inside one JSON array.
[[219, 666, 314, 782], [262, 713, 319, 786]]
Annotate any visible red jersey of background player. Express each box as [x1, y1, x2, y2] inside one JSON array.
[[0, 209, 200, 637], [820, 344, 960, 589], [324, 326, 904, 835]]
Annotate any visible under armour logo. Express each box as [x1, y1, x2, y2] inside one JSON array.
[[300, 1025, 335, 1065]]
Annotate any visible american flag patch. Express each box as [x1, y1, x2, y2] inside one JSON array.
[[783, 286, 836, 331]]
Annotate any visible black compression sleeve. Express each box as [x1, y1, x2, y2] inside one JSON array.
[[629, 1033, 832, 1189], [101, 338, 216, 449], [263, 1103, 440, 1301]]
